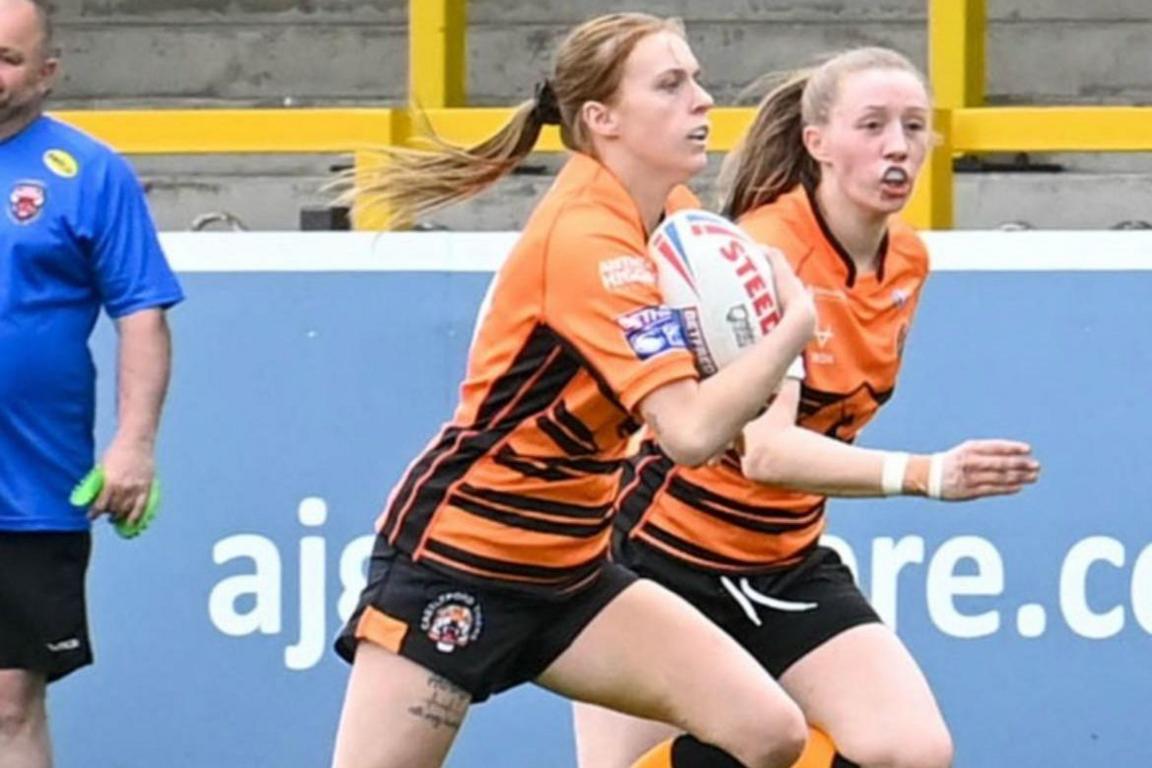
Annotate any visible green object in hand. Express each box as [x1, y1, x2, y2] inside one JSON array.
[[69, 466, 161, 539]]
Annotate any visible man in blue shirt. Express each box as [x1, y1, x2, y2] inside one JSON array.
[[0, 1, 184, 763]]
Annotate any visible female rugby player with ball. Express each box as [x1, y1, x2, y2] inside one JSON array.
[[575, 47, 1041, 768], [330, 12, 819, 768]]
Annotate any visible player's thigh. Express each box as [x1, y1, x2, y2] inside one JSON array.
[[572, 702, 679, 768], [537, 579, 804, 753], [779, 623, 953, 767], [332, 643, 470, 768]]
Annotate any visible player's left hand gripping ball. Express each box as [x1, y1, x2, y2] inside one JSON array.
[[69, 466, 161, 539]]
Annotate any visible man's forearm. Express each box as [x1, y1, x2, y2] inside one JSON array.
[[114, 308, 172, 446]]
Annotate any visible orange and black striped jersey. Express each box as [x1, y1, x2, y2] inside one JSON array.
[[620, 184, 930, 572], [379, 153, 700, 595]]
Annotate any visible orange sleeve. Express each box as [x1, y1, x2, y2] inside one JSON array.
[[543, 207, 698, 413]]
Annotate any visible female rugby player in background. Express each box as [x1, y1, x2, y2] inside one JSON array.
[[576, 47, 1040, 768]]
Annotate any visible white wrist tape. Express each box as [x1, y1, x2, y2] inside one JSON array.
[[881, 452, 910, 496], [927, 453, 945, 499]]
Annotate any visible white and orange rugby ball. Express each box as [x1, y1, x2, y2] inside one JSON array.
[[649, 209, 782, 376]]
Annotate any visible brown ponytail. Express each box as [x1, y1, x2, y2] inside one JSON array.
[[341, 101, 548, 227], [719, 70, 817, 220]]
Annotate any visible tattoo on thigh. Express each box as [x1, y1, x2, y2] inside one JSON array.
[[407, 674, 469, 731]]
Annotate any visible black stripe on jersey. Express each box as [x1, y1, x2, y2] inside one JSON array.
[[456, 483, 611, 521], [553, 401, 598, 448], [492, 445, 620, 481], [800, 383, 894, 411], [535, 401, 599, 455], [614, 447, 675, 534], [549, 330, 641, 437], [669, 475, 823, 521], [383, 426, 457, 540], [424, 539, 606, 582], [536, 414, 595, 456], [385, 325, 580, 547], [798, 382, 894, 440], [493, 446, 577, 481], [447, 493, 611, 538], [639, 523, 775, 569], [666, 478, 820, 535], [471, 326, 572, 428]]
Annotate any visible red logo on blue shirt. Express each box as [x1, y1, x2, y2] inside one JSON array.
[[9, 181, 46, 224]]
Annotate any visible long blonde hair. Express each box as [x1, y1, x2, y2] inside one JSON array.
[[719, 47, 928, 220], [344, 13, 685, 227]]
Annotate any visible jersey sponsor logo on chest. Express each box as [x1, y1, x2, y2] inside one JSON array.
[[7, 180, 46, 225], [811, 327, 838, 366], [809, 323, 835, 365]]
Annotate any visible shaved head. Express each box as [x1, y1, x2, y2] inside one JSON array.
[[0, 0, 52, 58]]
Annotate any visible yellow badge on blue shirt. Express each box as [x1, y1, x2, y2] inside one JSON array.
[[43, 149, 79, 179]]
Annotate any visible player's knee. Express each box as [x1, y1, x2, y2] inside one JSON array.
[[0, 692, 40, 737], [895, 727, 954, 768], [842, 725, 954, 768], [720, 698, 807, 768]]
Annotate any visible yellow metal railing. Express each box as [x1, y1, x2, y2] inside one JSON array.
[[409, 0, 467, 108], [48, 0, 1152, 230], [930, 0, 985, 110]]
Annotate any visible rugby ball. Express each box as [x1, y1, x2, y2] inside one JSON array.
[[649, 209, 782, 376]]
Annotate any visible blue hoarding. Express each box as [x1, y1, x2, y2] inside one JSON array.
[[49, 233, 1152, 767]]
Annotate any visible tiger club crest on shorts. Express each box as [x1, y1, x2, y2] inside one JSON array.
[[420, 592, 483, 653], [8, 181, 46, 224]]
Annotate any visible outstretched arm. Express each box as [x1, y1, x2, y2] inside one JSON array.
[[741, 380, 1040, 500]]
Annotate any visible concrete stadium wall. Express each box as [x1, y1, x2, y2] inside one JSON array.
[[39, 0, 1152, 230], [47, 0, 1152, 106]]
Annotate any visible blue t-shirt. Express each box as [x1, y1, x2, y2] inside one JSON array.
[[0, 115, 184, 531]]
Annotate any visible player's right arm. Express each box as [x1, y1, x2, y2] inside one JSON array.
[[635, 246, 816, 467], [637, 245, 814, 467], [545, 216, 815, 469]]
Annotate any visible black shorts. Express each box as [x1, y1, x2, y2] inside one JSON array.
[[0, 531, 93, 682], [335, 544, 637, 703], [615, 537, 880, 678]]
